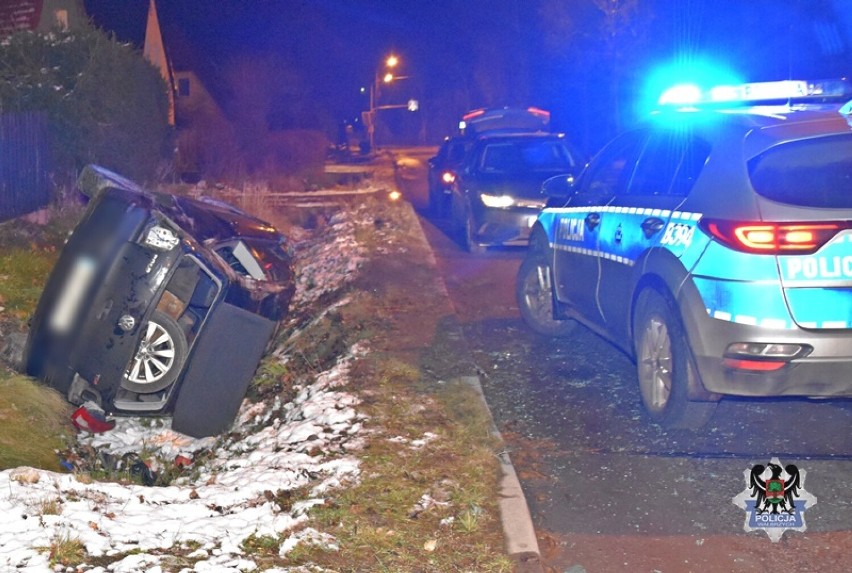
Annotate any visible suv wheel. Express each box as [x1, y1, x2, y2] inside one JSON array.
[[463, 204, 486, 254], [635, 290, 716, 430], [428, 185, 445, 217], [121, 310, 188, 394], [517, 251, 575, 337]]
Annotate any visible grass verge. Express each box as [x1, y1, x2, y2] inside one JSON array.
[[0, 213, 79, 472], [0, 371, 74, 471], [243, 200, 513, 571]]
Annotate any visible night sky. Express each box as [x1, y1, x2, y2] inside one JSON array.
[[84, 0, 852, 151]]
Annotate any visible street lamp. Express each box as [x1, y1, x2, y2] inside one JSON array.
[[367, 54, 404, 153]]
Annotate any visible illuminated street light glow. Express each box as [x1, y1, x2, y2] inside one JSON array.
[[367, 53, 414, 152]]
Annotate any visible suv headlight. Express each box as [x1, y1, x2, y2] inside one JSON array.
[[480, 193, 516, 208]]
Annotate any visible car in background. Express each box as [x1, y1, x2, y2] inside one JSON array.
[[427, 136, 472, 216], [25, 165, 295, 438], [450, 131, 581, 252], [517, 79, 852, 429], [427, 107, 553, 217]]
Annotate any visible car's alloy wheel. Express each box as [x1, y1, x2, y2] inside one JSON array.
[[637, 312, 673, 415], [516, 251, 575, 337], [122, 310, 187, 394], [634, 290, 717, 429]]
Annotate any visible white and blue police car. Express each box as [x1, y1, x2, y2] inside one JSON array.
[[517, 79, 852, 429]]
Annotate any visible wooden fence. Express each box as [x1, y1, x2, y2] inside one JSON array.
[[0, 111, 51, 222]]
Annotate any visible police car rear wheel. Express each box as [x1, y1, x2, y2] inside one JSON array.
[[635, 290, 715, 429], [517, 252, 576, 337]]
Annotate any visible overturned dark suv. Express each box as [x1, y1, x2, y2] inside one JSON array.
[[25, 165, 295, 437]]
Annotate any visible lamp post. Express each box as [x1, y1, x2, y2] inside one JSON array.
[[368, 54, 400, 153]]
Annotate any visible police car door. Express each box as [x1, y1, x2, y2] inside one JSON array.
[[596, 130, 711, 344], [553, 131, 646, 326]]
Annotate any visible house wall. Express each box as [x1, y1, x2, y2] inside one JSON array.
[[142, 0, 174, 125]]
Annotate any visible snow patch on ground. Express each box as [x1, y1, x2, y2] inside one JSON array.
[[0, 347, 364, 572]]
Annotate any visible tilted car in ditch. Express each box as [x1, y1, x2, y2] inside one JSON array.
[[24, 165, 295, 437]]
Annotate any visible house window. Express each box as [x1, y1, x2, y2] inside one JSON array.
[[178, 78, 191, 97], [54, 10, 69, 30]]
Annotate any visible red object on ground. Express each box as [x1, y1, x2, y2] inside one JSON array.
[[174, 455, 193, 467], [71, 405, 116, 433]]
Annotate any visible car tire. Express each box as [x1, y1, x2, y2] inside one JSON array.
[[463, 204, 486, 254], [634, 290, 717, 430], [428, 185, 443, 217], [516, 250, 576, 337], [121, 310, 188, 394]]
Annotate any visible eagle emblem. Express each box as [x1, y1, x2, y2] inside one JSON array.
[[732, 457, 817, 542], [749, 462, 801, 514]]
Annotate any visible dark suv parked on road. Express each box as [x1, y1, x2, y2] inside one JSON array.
[[25, 165, 295, 437]]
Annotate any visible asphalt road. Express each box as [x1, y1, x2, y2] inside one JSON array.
[[389, 148, 852, 573]]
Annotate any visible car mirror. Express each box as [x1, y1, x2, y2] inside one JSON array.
[[541, 174, 576, 198]]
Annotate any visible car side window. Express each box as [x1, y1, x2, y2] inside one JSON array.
[[448, 141, 469, 162], [671, 136, 711, 197], [577, 130, 646, 200], [628, 131, 711, 197]]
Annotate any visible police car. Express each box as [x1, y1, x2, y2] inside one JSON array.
[[517, 79, 852, 429]]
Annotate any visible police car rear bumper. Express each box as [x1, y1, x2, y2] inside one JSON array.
[[686, 313, 852, 398], [696, 354, 852, 397]]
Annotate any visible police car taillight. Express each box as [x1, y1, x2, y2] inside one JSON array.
[[700, 220, 845, 254], [723, 342, 812, 371]]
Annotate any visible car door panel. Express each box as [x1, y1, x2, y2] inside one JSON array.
[[553, 131, 647, 327]]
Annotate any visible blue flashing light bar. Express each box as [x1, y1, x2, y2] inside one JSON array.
[[658, 79, 852, 107]]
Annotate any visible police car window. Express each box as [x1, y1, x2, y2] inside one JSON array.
[[749, 133, 852, 208], [671, 137, 711, 197], [628, 132, 710, 197], [581, 130, 646, 198], [628, 133, 681, 196]]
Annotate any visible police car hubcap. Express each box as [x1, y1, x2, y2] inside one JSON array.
[[524, 264, 554, 321], [639, 316, 673, 412]]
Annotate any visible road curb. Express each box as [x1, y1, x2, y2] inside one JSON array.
[[458, 376, 544, 573], [401, 198, 544, 572]]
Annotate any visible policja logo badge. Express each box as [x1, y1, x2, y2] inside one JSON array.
[[732, 457, 817, 542]]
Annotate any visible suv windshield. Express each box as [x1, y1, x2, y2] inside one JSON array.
[[480, 140, 576, 174], [748, 133, 852, 208]]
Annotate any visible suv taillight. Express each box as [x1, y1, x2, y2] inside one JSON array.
[[700, 219, 847, 254]]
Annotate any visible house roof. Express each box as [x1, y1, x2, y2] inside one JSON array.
[[0, 0, 42, 35]]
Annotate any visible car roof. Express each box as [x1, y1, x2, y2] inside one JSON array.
[[474, 130, 567, 142], [647, 105, 852, 158], [638, 105, 852, 219]]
